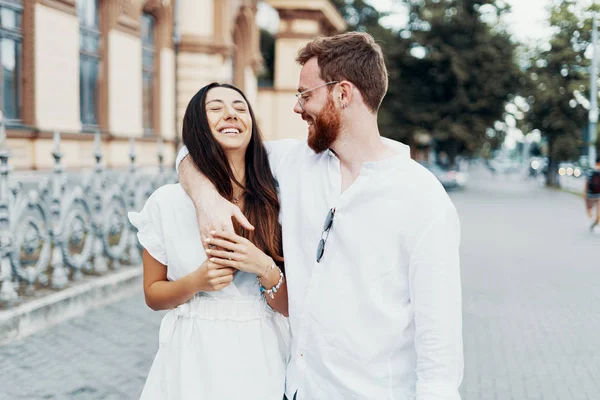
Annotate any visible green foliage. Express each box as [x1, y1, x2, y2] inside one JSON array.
[[332, 0, 522, 164], [331, 0, 386, 32], [394, 0, 521, 162], [258, 29, 275, 87], [521, 0, 597, 165]]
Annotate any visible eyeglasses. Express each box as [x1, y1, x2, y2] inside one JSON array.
[[295, 81, 338, 111], [316, 208, 336, 263]]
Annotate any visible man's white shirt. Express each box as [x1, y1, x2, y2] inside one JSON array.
[[176, 139, 463, 400]]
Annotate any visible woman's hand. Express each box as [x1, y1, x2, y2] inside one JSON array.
[[142, 250, 235, 311], [204, 231, 272, 278], [204, 231, 288, 316], [192, 257, 236, 292]]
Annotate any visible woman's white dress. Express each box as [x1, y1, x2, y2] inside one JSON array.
[[128, 184, 290, 400]]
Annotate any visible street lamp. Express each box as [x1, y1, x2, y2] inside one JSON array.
[[589, 13, 598, 168]]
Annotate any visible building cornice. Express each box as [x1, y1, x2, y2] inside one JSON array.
[[267, 0, 346, 33], [38, 0, 77, 16]]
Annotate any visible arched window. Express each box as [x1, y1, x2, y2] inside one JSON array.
[[258, 29, 274, 88], [77, 0, 100, 128], [141, 12, 155, 135], [0, 1, 23, 123]]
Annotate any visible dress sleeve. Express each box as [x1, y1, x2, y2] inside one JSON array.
[[128, 191, 168, 265], [175, 145, 189, 175]]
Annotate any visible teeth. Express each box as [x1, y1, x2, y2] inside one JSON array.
[[220, 128, 240, 134]]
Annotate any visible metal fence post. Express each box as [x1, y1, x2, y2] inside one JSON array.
[[0, 116, 17, 305], [127, 138, 142, 266], [50, 132, 68, 288], [92, 131, 108, 273]]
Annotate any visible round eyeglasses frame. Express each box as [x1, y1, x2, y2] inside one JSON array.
[[295, 81, 339, 111]]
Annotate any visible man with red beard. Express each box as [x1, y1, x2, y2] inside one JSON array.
[[177, 32, 463, 400]]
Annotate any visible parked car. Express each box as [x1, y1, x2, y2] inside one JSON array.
[[419, 162, 467, 190], [558, 162, 583, 178], [528, 157, 548, 177], [487, 157, 522, 174]]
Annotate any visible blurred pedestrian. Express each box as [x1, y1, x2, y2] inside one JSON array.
[[584, 156, 600, 232]]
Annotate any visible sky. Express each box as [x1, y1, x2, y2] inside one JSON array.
[[258, 0, 558, 45], [500, 0, 554, 44], [366, 0, 555, 45]]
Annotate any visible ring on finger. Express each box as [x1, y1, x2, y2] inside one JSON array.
[[228, 252, 233, 261]]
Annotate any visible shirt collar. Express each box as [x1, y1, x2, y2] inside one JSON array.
[[327, 138, 410, 174]]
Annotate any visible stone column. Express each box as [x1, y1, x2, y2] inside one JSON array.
[[175, 0, 233, 137], [257, 0, 345, 140]]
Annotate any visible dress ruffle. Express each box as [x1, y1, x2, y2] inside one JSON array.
[[128, 209, 168, 265]]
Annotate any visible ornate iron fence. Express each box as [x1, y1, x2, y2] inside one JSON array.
[[0, 123, 176, 308]]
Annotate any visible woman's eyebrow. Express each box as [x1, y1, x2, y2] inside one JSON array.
[[206, 99, 247, 106]]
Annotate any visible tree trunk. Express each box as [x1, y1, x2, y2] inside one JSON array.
[[545, 158, 559, 187], [545, 140, 559, 187]]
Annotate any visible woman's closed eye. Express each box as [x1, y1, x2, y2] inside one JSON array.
[[209, 105, 247, 112]]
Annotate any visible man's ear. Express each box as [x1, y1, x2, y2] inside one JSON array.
[[338, 81, 354, 107]]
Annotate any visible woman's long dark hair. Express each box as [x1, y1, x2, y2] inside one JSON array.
[[182, 83, 283, 265]]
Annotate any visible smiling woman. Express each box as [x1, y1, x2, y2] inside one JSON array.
[[184, 84, 253, 201], [204, 89, 253, 153], [127, 82, 289, 399]]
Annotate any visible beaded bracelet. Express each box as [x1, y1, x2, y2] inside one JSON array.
[[258, 263, 285, 299]]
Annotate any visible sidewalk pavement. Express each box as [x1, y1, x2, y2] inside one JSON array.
[[0, 292, 164, 400]]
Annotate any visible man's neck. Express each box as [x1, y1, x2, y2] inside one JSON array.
[[330, 115, 398, 193], [330, 117, 396, 175]]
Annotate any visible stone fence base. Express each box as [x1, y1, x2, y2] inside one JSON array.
[[0, 267, 143, 345]]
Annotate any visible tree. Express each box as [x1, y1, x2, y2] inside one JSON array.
[[330, 0, 402, 140], [332, 0, 522, 166], [331, 0, 387, 32], [258, 29, 275, 87], [388, 0, 522, 165], [522, 0, 600, 186]]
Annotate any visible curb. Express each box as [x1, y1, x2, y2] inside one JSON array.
[[0, 267, 143, 346], [556, 187, 585, 198]]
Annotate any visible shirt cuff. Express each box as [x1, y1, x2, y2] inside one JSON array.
[[175, 145, 189, 174], [416, 380, 462, 400]]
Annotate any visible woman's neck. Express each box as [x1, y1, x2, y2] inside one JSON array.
[[227, 152, 246, 197]]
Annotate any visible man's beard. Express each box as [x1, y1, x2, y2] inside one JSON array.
[[307, 96, 342, 154]]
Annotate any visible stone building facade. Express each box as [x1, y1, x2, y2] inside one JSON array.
[[3, 0, 344, 171]]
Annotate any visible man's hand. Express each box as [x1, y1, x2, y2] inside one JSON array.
[[195, 191, 253, 246], [178, 155, 254, 249]]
